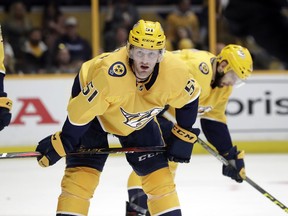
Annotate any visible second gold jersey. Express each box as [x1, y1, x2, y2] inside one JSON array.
[[172, 49, 233, 124]]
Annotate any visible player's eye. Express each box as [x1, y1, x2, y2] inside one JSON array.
[[147, 52, 157, 59], [135, 51, 145, 58]]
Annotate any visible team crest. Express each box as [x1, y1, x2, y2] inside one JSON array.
[[120, 107, 163, 129], [199, 62, 209, 75], [108, 62, 126, 77]]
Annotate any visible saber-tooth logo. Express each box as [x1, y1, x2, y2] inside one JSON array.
[[120, 107, 163, 129]]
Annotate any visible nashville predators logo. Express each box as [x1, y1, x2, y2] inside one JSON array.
[[121, 107, 163, 129], [108, 62, 126, 77], [199, 62, 209, 75]]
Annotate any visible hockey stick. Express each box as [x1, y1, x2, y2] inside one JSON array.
[[197, 137, 288, 214], [0, 146, 166, 159]]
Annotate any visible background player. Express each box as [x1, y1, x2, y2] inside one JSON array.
[[0, 25, 13, 131], [35, 20, 201, 216], [126, 44, 253, 215]]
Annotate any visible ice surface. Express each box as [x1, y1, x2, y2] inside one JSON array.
[[1, 154, 287, 216]]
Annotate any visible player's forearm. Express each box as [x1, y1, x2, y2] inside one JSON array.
[[0, 73, 4, 92], [61, 117, 91, 146], [200, 118, 233, 154], [175, 97, 199, 129]]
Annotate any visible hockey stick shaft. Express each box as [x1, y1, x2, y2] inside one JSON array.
[[0, 146, 166, 159], [197, 138, 288, 214]]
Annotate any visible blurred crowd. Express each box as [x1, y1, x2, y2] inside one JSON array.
[[1, 0, 288, 74], [1, 0, 92, 74]]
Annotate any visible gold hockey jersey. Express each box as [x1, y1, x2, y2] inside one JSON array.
[[172, 49, 233, 124], [66, 47, 200, 136]]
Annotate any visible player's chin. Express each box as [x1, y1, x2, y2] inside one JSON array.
[[139, 72, 151, 78]]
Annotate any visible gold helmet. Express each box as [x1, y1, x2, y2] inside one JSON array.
[[216, 44, 253, 80], [128, 20, 166, 50]]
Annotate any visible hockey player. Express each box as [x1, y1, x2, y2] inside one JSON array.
[[0, 25, 12, 131], [35, 20, 201, 216], [126, 45, 253, 215]]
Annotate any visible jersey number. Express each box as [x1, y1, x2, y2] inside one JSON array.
[[185, 79, 195, 96], [82, 81, 98, 102]]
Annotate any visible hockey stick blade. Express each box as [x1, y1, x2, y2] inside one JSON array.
[[0, 146, 166, 159], [197, 138, 288, 214]]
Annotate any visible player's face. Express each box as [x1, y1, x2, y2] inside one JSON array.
[[217, 61, 244, 87], [131, 47, 160, 81]]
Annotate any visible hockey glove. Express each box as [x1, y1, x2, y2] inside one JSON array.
[[0, 92, 12, 131], [167, 124, 200, 163], [36, 131, 74, 167], [222, 146, 246, 183]]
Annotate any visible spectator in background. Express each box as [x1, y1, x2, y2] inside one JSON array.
[[2, 1, 32, 61], [21, 27, 49, 74], [223, 0, 288, 69], [195, 0, 209, 50], [53, 16, 92, 67], [3, 37, 16, 74], [41, 1, 65, 52], [104, 25, 129, 52], [103, 0, 139, 51], [47, 43, 80, 74], [165, 0, 201, 50], [166, 26, 195, 51]]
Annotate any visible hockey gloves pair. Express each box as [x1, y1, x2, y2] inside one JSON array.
[[36, 131, 74, 167], [221, 146, 246, 183], [167, 124, 200, 163], [0, 92, 12, 131]]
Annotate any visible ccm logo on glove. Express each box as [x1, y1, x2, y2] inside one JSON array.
[[171, 124, 198, 144]]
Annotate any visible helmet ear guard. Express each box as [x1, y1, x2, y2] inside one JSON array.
[[217, 44, 253, 80]]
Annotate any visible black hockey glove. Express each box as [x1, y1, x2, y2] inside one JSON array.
[[0, 92, 12, 131], [221, 146, 246, 183], [36, 131, 74, 167], [167, 124, 200, 163]]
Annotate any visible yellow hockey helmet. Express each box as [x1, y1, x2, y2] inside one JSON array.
[[128, 20, 166, 50], [216, 44, 253, 80]]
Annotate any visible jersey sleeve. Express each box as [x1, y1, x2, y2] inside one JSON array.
[[175, 97, 199, 129], [200, 86, 233, 124], [168, 72, 201, 109], [201, 100, 228, 123], [200, 118, 233, 154], [66, 61, 110, 126]]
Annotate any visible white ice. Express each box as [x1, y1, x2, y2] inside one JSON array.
[[1, 154, 288, 216]]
